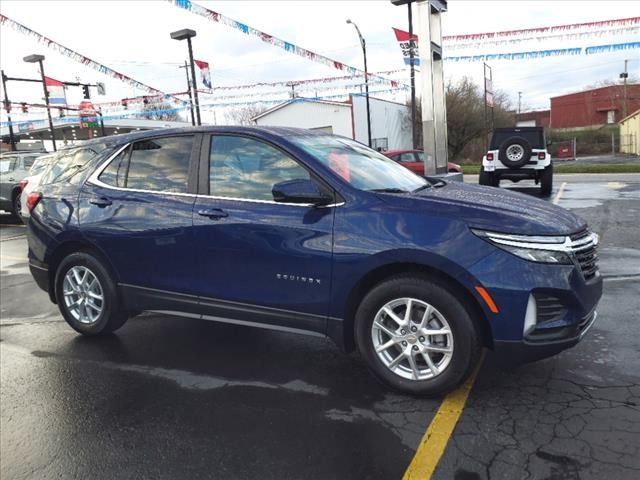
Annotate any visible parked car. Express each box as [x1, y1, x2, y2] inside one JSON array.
[[480, 127, 553, 196], [384, 149, 461, 175], [18, 154, 56, 220], [26, 127, 602, 395], [0, 151, 44, 220]]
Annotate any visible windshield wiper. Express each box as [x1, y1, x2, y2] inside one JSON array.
[[369, 188, 409, 194], [425, 177, 447, 188], [412, 183, 432, 193]]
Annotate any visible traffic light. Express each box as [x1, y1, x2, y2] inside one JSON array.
[[2, 100, 10, 113], [82, 85, 90, 99], [21, 102, 28, 113], [121, 99, 128, 110]]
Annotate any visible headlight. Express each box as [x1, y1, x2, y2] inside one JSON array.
[[472, 229, 573, 264]]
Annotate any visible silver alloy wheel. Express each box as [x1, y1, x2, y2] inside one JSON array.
[[371, 297, 454, 381], [62, 266, 104, 324], [506, 144, 525, 161]]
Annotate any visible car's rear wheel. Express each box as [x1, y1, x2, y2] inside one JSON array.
[[540, 164, 553, 197], [355, 275, 482, 396], [55, 252, 128, 335], [11, 191, 23, 224]]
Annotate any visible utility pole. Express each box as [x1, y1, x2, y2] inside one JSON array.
[[621, 59, 629, 119], [286, 82, 296, 99], [180, 61, 196, 126], [518, 91, 522, 114], [1, 70, 17, 151]]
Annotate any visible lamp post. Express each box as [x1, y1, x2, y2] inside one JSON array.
[[170, 29, 201, 126], [23, 54, 57, 151], [346, 19, 371, 148]]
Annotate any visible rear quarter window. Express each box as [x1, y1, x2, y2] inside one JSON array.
[[40, 144, 109, 186]]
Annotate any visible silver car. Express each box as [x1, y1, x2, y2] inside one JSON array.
[[0, 152, 45, 219]]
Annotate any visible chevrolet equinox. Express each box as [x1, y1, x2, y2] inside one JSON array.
[[26, 127, 602, 395]]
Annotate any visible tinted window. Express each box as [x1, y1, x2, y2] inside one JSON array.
[[0, 159, 15, 173], [210, 136, 310, 201], [291, 136, 426, 192], [490, 129, 544, 149], [42, 148, 101, 185], [22, 155, 40, 170], [29, 154, 56, 175], [399, 153, 416, 163], [98, 136, 193, 193]]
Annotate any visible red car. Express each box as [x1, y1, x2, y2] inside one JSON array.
[[383, 149, 461, 175]]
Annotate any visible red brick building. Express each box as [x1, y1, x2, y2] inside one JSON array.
[[550, 84, 640, 129]]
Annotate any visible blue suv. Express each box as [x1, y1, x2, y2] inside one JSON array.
[[26, 127, 602, 395]]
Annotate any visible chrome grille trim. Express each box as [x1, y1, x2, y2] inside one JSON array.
[[568, 230, 599, 280]]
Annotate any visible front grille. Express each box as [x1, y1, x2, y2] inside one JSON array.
[[535, 294, 567, 323], [569, 230, 599, 280]]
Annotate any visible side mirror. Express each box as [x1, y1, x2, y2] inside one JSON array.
[[272, 179, 333, 206]]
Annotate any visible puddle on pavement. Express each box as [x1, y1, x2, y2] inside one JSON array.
[[558, 182, 640, 209]]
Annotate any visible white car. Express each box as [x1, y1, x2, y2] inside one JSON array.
[[480, 127, 553, 196], [19, 153, 56, 219]]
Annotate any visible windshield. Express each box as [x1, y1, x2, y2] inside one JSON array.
[[29, 154, 56, 176], [291, 136, 427, 192]]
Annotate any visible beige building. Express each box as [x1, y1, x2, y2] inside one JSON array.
[[619, 109, 640, 156]]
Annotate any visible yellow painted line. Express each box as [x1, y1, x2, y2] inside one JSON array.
[[403, 351, 485, 480], [553, 182, 566, 205]]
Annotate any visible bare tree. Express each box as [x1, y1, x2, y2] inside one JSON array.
[[226, 103, 268, 125], [409, 76, 514, 161], [141, 99, 180, 121]]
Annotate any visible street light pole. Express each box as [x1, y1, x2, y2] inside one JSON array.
[[180, 61, 196, 126], [407, 2, 417, 149], [24, 54, 56, 151], [347, 19, 372, 148], [171, 29, 201, 126], [1, 70, 17, 151]]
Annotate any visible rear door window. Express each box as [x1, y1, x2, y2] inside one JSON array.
[[98, 136, 194, 193]]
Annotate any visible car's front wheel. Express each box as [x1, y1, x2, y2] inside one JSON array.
[[55, 252, 128, 335], [355, 275, 482, 396]]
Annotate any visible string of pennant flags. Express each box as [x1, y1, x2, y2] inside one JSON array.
[[444, 41, 640, 62], [0, 88, 406, 130], [445, 26, 640, 50], [0, 14, 187, 105], [169, 0, 401, 88], [442, 16, 640, 42]]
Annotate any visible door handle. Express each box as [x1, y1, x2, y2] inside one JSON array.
[[197, 208, 228, 219], [8, 178, 15, 182], [89, 197, 113, 208]]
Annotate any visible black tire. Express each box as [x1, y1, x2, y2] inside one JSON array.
[[354, 275, 482, 396], [11, 190, 23, 224], [540, 164, 553, 197], [479, 168, 495, 187], [498, 137, 532, 169], [55, 252, 128, 335]]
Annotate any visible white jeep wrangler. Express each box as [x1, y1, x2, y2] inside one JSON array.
[[480, 127, 553, 196]]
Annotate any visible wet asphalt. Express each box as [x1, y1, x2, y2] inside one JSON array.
[[1, 174, 639, 480]]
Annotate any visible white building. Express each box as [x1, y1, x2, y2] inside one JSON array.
[[253, 95, 412, 151]]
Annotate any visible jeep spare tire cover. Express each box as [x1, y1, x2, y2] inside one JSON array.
[[498, 136, 532, 169]]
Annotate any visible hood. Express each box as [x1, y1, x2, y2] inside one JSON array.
[[382, 181, 586, 235]]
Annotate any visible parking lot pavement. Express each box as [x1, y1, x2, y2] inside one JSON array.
[[1, 176, 639, 480]]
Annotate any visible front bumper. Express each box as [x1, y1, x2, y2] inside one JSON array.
[[493, 310, 597, 362]]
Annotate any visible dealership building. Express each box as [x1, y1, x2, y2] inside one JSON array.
[[253, 95, 413, 151]]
